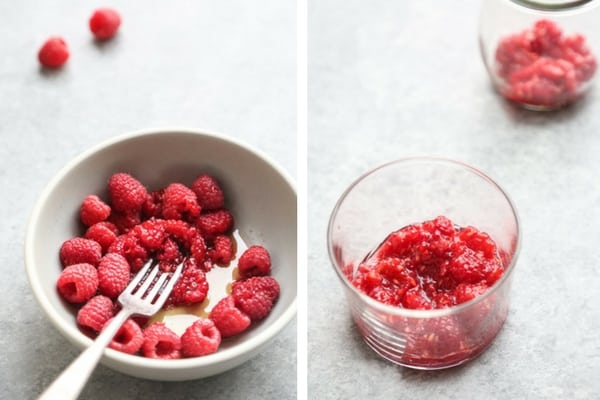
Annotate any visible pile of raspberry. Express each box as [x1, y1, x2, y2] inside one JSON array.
[[494, 19, 597, 108], [56, 172, 280, 359]]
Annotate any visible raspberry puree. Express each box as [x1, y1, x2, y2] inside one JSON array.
[[352, 216, 504, 309], [495, 19, 597, 108]]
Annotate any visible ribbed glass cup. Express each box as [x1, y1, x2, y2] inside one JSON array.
[[327, 157, 521, 369]]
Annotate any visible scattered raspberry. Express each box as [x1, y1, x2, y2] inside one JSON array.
[[237, 245, 271, 278], [209, 296, 251, 338], [105, 318, 144, 355], [191, 174, 225, 210], [89, 8, 121, 40], [181, 318, 221, 357], [107, 234, 148, 272], [141, 322, 182, 359], [162, 183, 201, 221], [196, 209, 234, 238], [59, 237, 102, 267], [84, 221, 119, 253], [208, 235, 234, 265], [38, 37, 69, 68], [97, 253, 131, 298], [80, 195, 111, 226], [57, 263, 99, 304], [77, 295, 114, 333], [108, 173, 148, 213], [231, 276, 280, 321], [168, 267, 209, 305]]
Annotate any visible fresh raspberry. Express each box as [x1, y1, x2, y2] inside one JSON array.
[[89, 8, 121, 40], [208, 235, 234, 265], [108, 173, 148, 213], [59, 237, 102, 267], [209, 296, 251, 338], [108, 210, 141, 233], [156, 237, 183, 272], [189, 231, 207, 263], [142, 190, 164, 219], [237, 245, 271, 278], [107, 234, 148, 272], [133, 218, 167, 251], [97, 253, 131, 298], [191, 174, 225, 210], [231, 276, 280, 321], [84, 221, 119, 253], [141, 322, 182, 359], [80, 195, 111, 226], [105, 318, 143, 355], [56, 263, 99, 304], [168, 267, 209, 305], [38, 37, 69, 68], [77, 295, 114, 333], [196, 209, 234, 238], [181, 318, 221, 357], [164, 219, 196, 248], [162, 183, 201, 221]]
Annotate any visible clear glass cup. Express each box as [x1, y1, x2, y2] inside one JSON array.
[[479, 0, 599, 110], [327, 157, 521, 369]]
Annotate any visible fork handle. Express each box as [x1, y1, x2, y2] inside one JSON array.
[[38, 310, 131, 400]]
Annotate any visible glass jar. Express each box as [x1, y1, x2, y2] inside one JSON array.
[[479, 0, 599, 110], [327, 158, 521, 369]]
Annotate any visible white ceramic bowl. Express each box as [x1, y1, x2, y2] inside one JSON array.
[[25, 128, 297, 380]]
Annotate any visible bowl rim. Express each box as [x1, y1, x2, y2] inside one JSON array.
[[24, 127, 297, 370], [326, 155, 521, 319]]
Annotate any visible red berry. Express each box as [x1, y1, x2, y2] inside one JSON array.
[[97, 253, 131, 298], [107, 233, 148, 272], [108, 210, 141, 233], [108, 173, 148, 213], [190, 231, 207, 263], [59, 237, 102, 267], [191, 174, 225, 210], [209, 296, 251, 338], [208, 235, 234, 265], [164, 219, 196, 246], [80, 195, 111, 226], [231, 276, 280, 321], [156, 237, 184, 272], [89, 8, 121, 40], [38, 37, 69, 68], [196, 209, 234, 238], [56, 263, 99, 304], [84, 221, 119, 252], [77, 295, 114, 333], [142, 190, 164, 219], [237, 245, 271, 278], [181, 318, 221, 357], [162, 183, 201, 221], [105, 318, 143, 355], [133, 218, 167, 251], [141, 322, 182, 359], [168, 266, 209, 305]]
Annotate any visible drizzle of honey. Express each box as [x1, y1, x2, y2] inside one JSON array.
[[147, 229, 248, 336]]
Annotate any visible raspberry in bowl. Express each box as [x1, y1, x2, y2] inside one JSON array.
[[25, 128, 296, 380], [327, 157, 520, 369]]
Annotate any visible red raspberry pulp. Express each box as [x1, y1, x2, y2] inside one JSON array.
[[494, 19, 597, 108]]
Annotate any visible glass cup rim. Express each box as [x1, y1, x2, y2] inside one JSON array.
[[326, 156, 522, 319]]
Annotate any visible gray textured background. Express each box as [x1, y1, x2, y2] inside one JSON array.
[[0, 2, 296, 399], [308, 1, 600, 399]]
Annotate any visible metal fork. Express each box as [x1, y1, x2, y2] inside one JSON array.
[[38, 259, 184, 400]]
